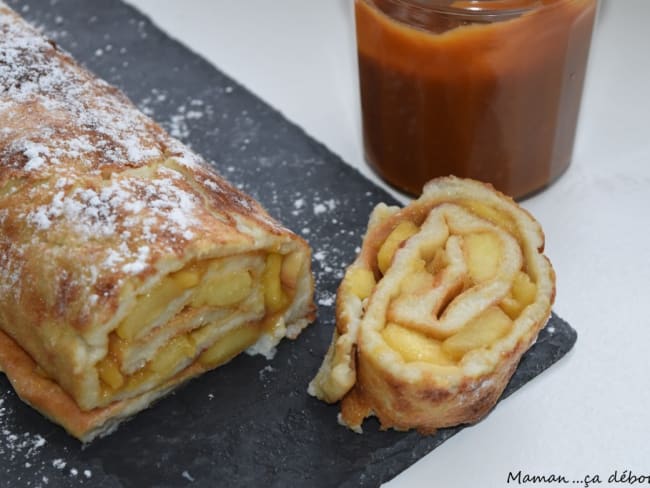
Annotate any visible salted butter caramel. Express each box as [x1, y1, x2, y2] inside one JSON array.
[[356, 0, 597, 198]]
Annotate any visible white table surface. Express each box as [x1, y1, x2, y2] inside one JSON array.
[[125, 1, 650, 486]]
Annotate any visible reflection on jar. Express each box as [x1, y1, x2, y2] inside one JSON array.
[[356, 0, 598, 199]]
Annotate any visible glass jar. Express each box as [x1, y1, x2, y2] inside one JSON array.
[[356, 0, 598, 198]]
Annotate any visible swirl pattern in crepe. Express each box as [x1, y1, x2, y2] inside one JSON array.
[[309, 177, 555, 433]]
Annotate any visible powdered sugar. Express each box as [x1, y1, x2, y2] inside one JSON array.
[[0, 9, 233, 319], [0, 3, 214, 176], [138, 93, 214, 143], [123, 136, 160, 162], [0, 386, 97, 485], [121, 246, 150, 274], [28, 189, 118, 236], [257, 364, 276, 383], [21, 167, 201, 279], [317, 293, 335, 307], [21, 141, 50, 171], [0, 395, 49, 479], [0, 398, 47, 462], [313, 198, 337, 216], [0, 20, 160, 171]]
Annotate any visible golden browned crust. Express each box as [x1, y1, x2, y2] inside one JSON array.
[[309, 176, 555, 433], [0, 4, 315, 440]]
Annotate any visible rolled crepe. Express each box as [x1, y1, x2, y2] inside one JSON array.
[[0, 4, 315, 441], [309, 177, 555, 433]]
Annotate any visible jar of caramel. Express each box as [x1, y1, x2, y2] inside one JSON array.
[[356, 0, 598, 198]]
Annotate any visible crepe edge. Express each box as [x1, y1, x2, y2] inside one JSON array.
[[0, 304, 315, 443]]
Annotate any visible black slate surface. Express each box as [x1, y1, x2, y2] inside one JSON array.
[[0, 1, 577, 487]]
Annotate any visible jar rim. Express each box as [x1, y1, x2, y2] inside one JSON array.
[[366, 0, 551, 17]]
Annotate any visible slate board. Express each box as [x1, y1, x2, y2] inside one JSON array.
[[0, 1, 577, 486]]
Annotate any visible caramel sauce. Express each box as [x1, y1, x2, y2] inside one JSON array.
[[356, 0, 597, 198]]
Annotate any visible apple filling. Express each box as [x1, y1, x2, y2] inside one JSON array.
[[351, 203, 538, 366], [96, 250, 305, 401]]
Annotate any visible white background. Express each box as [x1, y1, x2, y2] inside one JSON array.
[[125, 1, 650, 486]]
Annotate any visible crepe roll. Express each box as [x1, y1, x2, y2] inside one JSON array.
[[309, 177, 555, 433], [0, 4, 315, 441]]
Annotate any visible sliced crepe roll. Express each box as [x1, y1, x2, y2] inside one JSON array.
[[309, 177, 555, 433], [0, 4, 314, 442]]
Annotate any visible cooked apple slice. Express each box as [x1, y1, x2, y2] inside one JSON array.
[[198, 325, 260, 367], [171, 266, 202, 289], [382, 322, 454, 365], [377, 221, 419, 274], [347, 268, 376, 300], [263, 253, 287, 313], [192, 269, 253, 308], [442, 307, 512, 360], [149, 335, 195, 375], [463, 232, 501, 283], [500, 271, 537, 319], [117, 277, 184, 341], [97, 356, 124, 390], [512, 271, 537, 305]]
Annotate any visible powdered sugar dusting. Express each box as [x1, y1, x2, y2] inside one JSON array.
[[19, 166, 202, 280], [317, 292, 335, 307], [21, 140, 50, 171], [121, 245, 150, 274], [313, 198, 337, 216], [138, 91, 215, 143], [258, 187, 353, 309], [0, 6, 167, 172], [0, 392, 91, 484], [258, 364, 276, 382], [27, 189, 119, 236], [0, 399, 48, 463], [0, 4, 261, 310]]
